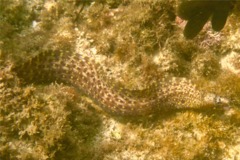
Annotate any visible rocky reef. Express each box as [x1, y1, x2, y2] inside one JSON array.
[[0, 0, 240, 159]]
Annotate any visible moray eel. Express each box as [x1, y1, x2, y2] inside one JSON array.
[[12, 50, 229, 116]]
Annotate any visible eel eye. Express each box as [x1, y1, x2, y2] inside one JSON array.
[[215, 96, 230, 106], [215, 96, 221, 104]]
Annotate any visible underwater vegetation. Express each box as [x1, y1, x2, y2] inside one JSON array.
[[0, 0, 240, 159]]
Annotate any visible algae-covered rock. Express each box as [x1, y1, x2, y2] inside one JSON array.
[[0, 0, 240, 159]]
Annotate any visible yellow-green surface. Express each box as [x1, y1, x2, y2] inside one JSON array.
[[0, 0, 240, 159]]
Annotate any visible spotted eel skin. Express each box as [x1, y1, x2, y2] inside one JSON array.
[[12, 50, 229, 116]]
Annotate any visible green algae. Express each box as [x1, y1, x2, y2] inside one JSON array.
[[0, 0, 240, 159]]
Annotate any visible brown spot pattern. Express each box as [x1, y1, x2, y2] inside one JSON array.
[[12, 50, 227, 116]]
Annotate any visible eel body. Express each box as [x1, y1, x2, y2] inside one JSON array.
[[12, 50, 229, 116]]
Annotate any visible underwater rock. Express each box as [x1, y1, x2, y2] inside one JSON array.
[[221, 51, 240, 76], [191, 52, 221, 80], [1, 1, 240, 159]]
